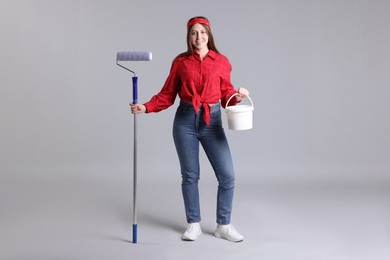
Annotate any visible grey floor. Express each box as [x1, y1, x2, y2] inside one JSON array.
[[1, 173, 389, 260]]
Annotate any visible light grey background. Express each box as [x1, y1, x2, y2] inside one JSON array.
[[1, 0, 389, 259]]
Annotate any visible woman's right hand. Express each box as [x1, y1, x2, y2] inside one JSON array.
[[130, 103, 146, 114]]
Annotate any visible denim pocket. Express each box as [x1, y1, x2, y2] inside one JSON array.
[[210, 105, 221, 118]]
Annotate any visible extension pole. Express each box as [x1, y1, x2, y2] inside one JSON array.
[[132, 76, 138, 243], [116, 51, 152, 244]]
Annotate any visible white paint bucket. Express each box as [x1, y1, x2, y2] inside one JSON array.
[[225, 93, 254, 130]]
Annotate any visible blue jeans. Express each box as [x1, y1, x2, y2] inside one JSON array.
[[172, 101, 235, 225]]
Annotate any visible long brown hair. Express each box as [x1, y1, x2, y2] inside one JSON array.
[[177, 16, 219, 58]]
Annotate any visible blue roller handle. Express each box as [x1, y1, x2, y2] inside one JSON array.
[[133, 224, 137, 243], [132, 76, 138, 104]]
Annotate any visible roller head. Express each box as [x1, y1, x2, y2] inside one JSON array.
[[116, 51, 152, 61]]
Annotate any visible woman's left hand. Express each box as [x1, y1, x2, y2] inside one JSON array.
[[236, 87, 250, 101]]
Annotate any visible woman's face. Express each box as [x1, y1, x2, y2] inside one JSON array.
[[190, 23, 209, 52]]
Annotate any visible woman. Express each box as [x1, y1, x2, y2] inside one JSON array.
[[130, 16, 249, 242]]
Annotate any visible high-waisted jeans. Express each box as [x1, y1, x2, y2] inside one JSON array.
[[172, 101, 235, 225]]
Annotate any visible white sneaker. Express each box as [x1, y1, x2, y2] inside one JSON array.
[[214, 224, 244, 242], [182, 223, 202, 241]]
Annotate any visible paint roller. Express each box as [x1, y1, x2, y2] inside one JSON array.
[[116, 51, 152, 243], [117, 51, 153, 63]]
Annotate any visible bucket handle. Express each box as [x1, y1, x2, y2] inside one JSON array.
[[225, 93, 254, 109]]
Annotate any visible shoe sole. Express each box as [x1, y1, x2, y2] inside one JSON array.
[[214, 230, 244, 242], [182, 236, 201, 241], [182, 232, 202, 241], [182, 237, 197, 241]]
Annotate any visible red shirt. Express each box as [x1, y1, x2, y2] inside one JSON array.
[[144, 50, 238, 125]]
